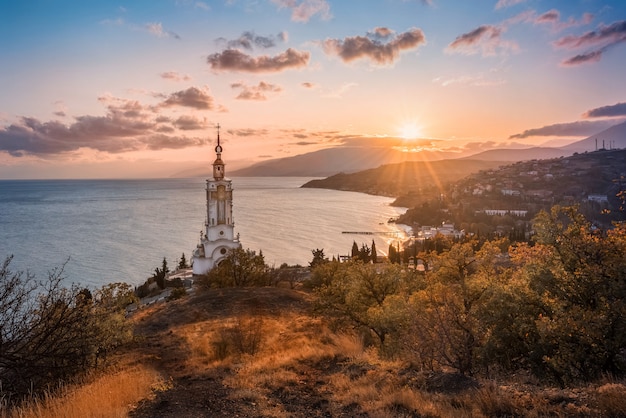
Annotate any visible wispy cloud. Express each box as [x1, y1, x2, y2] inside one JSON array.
[[160, 71, 192, 82], [231, 81, 282, 100], [555, 20, 626, 66], [532, 9, 593, 31], [583, 102, 626, 118], [216, 31, 287, 51], [271, 0, 331, 22], [509, 119, 621, 139], [432, 74, 506, 87], [321, 27, 426, 65], [145, 22, 181, 39], [494, 0, 527, 10], [207, 48, 310, 73], [447, 24, 518, 56], [321, 82, 357, 98]]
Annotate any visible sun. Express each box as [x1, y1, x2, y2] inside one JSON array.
[[397, 121, 423, 140]]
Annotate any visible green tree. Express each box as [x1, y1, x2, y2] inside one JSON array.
[[153, 257, 169, 289], [200, 248, 269, 288], [388, 243, 400, 264], [371, 240, 378, 263], [351, 241, 359, 259], [359, 243, 371, 263], [309, 248, 328, 269], [178, 253, 189, 269]]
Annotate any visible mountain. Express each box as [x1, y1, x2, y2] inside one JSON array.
[[562, 120, 626, 152], [229, 146, 461, 177], [301, 159, 507, 198], [180, 121, 626, 178], [461, 147, 570, 161]]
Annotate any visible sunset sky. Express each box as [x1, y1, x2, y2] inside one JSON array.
[[1, 0, 626, 179]]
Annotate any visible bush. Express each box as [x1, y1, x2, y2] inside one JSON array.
[[0, 256, 134, 403]]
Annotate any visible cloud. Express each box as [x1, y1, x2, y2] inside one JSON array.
[[173, 115, 208, 130], [194, 1, 210, 11], [145, 22, 181, 39], [562, 50, 604, 66], [160, 71, 192, 81], [321, 82, 357, 98], [555, 20, 626, 48], [494, 0, 526, 10], [229, 128, 270, 137], [207, 48, 310, 73], [509, 119, 622, 139], [432, 74, 506, 87], [321, 27, 426, 65], [301, 82, 316, 88], [271, 0, 331, 22], [216, 31, 287, 51], [368, 27, 394, 40], [447, 25, 518, 56], [583, 102, 626, 118], [160, 87, 215, 109], [0, 93, 220, 157], [555, 20, 626, 66], [231, 81, 282, 100], [532, 9, 593, 31]]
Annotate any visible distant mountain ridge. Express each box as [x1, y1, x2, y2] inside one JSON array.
[[228, 146, 458, 177], [177, 121, 626, 178]]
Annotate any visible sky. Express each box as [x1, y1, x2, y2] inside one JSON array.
[[1, 0, 626, 179]]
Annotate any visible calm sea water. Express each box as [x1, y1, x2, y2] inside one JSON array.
[[0, 177, 407, 288]]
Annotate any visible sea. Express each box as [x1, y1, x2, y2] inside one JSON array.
[[0, 177, 408, 288]]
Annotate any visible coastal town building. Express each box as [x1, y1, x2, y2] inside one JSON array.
[[192, 125, 241, 275]]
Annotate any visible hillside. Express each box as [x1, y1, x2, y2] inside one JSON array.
[[123, 286, 622, 417], [300, 159, 507, 199], [396, 148, 626, 235]]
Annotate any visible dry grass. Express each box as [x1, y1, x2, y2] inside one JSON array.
[[4, 365, 166, 418], [8, 287, 626, 417]]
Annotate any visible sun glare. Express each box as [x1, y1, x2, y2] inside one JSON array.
[[397, 122, 423, 140]]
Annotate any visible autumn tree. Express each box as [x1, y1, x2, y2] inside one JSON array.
[[514, 206, 626, 382], [312, 261, 423, 355], [405, 241, 505, 375]]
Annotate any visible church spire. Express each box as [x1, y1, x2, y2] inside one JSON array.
[[212, 123, 225, 180]]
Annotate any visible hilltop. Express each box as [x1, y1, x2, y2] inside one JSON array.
[[301, 159, 507, 198], [126, 286, 625, 417]]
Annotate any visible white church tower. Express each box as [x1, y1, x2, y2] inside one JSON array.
[[192, 124, 241, 275]]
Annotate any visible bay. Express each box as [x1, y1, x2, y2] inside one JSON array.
[[0, 177, 407, 288]]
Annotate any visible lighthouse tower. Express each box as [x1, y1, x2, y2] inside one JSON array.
[[192, 124, 241, 275]]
